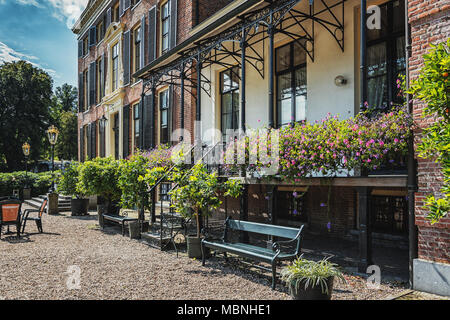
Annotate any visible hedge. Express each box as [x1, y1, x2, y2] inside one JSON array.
[[0, 171, 58, 197]]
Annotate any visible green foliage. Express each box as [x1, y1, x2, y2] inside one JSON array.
[[55, 111, 78, 160], [0, 61, 53, 171], [57, 162, 83, 198], [0, 171, 55, 197], [281, 256, 346, 295], [169, 163, 242, 238], [54, 84, 78, 113], [410, 39, 450, 223], [118, 152, 151, 210], [77, 157, 121, 203]]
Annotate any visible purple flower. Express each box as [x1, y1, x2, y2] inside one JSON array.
[[292, 191, 298, 198], [265, 196, 270, 200], [327, 222, 331, 230], [320, 203, 326, 207], [293, 209, 298, 215]]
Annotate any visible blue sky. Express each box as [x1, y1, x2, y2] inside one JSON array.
[[0, 0, 88, 89]]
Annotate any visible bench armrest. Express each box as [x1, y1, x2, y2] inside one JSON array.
[[272, 226, 304, 257]]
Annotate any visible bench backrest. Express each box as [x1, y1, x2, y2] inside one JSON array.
[[226, 218, 301, 239]]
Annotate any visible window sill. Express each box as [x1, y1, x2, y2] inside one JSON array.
[[131, 1, 142, 11], [130, 79, 142, 88]]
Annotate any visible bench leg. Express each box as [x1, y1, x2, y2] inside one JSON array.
[[271, 262, 277, 290], [223, 252, 228, 262], [122, 222, 125, 236], [201, 243, 206, 266]]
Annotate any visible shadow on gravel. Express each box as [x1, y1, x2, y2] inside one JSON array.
[[64, 214, 98, 221], [0, 235, 32, 243]]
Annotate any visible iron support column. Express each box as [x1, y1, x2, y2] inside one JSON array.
[[150, 86, 156, 149], [268, 23, 275, 128], [357, 186, 373, 273], [360, 0, 367, 113], [239, 184, 249, 243], [405, 0, 418, 288], [240, 32, 247, 132], [180, 63, 185, 141]]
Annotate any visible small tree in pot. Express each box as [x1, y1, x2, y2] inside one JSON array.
[[169, 163, 242, 258], [77, 157, 122, 225], [281, 256, 346, 300], [57, 162, 89, 216]]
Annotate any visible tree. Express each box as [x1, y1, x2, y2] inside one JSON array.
[[0, 61, 52, 171], [55, 83, 78, 113], [56, 111, 78, 160]]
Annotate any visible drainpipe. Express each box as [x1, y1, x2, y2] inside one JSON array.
[[405, 0, 418, 289]]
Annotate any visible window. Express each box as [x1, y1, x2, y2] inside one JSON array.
[[366, 0, 405, 112], [96, 20, 104, 43], [113, 3, 120, 22], [112, 43, 119, 91], [83, 37, 88, 56], [161, 1, 170, 54], [277, 191, 308, 223], [371, 195, 407, 235], [96, 58, 102, 104], [132, 26, 141, 76], [133, 103, 140, 150], [131, 0, 140, 7], [276, 41, 307, 127], [159, 89, 169, 144], [220, 66, 240, 140], [83, 69, 88, 111]]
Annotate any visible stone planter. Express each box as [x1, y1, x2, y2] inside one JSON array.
[[288, 277, 334, 300], [23, 188, 31, 200], [47, 193, 59, 215], [129, 221, 141, 239], [187, 236, 203, 259], [71, 198, 89, 216]]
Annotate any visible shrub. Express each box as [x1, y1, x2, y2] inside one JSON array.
[[0, 171, 56, 197], [57, 162, 84, 198]]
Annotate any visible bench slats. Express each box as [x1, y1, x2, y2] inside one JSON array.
[[227, 219, 301, 239]]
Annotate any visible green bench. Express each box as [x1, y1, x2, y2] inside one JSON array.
[[102, 212, 138, 236], [201, 217, 304, 289]]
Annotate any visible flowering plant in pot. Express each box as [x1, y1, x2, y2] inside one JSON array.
[[57, 162, 89, 216], [169, 163, 242, 258], [281, 256, 345, 300]]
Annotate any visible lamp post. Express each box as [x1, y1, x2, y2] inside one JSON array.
[[46, 125, 59, 192], [22, 142, 31, 196]]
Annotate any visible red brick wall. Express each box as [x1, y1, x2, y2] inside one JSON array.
[[409, 1, 450, 263]]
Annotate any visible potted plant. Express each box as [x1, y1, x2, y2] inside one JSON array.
[[77, 157, 122, 226], [169, 163, 242, 258], [281, 256, 345, 300], [57, 162, 89, 216]]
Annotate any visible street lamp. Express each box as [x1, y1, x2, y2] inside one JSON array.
[[22, 142, 30, 188], [46, 125, 59, 192]]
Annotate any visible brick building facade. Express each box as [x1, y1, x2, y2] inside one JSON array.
[[408, 0, 450, 296]]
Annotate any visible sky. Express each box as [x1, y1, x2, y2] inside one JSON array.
[[0, 0, 88, 89]]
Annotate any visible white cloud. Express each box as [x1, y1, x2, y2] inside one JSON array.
[[0, 41, 58, 77], [46, 0, 89, 28], [1, 0, 88, 28]]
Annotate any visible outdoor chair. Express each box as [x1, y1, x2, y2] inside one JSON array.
[[21, 198, 47, 234], [0, 199, 22, 239]]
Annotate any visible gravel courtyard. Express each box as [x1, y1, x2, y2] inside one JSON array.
[[0, 207, 409, 300]]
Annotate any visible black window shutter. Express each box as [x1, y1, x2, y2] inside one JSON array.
[[100, 54, 105, 98], [143, 94, 154, 150], [140, 14, 145, 69], [89, 26, 96, 47], [169, 0, 177, 49], [78, 73, 84, 112], [123, 30, 131, 86], [89, 61, 96, 106], [119, 0, 124, 17], [86, 124, 92, 160], [123, 105, 130, 158], [79, 127, 85, 162], [91, 122, 97, 159], [106, 8, 112, 30], [124, 0, 130, 11], [148, 7, 157, 63], [78, 40, 83, 58]]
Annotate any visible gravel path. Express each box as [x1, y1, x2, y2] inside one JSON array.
[[0, 206, 408, 300]]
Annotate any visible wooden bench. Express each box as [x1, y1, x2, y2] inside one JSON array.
[[201, 217, 304, 289], [103, 211, 138, 236]]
